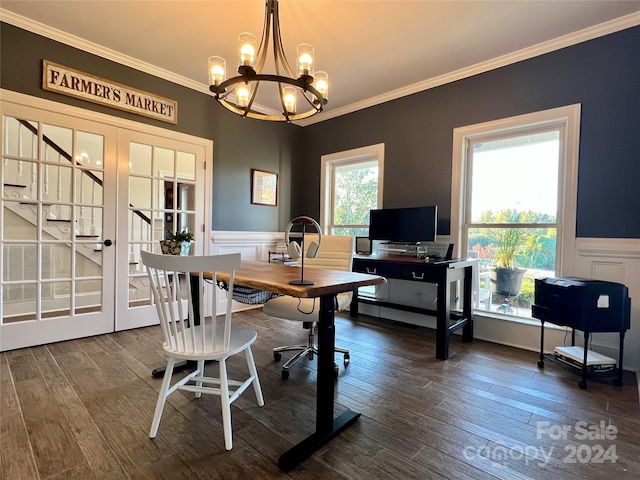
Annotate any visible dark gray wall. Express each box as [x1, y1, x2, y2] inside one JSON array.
[[0, 23, 299, 232], [3, 23, 639, 238], [297, 26, 640, 238]]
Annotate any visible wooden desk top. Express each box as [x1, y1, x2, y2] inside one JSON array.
[[215, 260, 386, 298]]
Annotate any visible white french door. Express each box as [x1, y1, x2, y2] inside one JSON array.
[[115, 130, 207, 330], [1, 92, 210, 350], [1, 103, 117, 349]]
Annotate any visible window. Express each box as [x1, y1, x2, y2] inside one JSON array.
[[451, 105, 580, 319], [320, 144, 384, 236]]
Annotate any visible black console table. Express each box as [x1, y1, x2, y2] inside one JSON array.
[[351, 255, 477, 360]]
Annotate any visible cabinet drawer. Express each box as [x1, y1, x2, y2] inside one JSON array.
[[353, 259, 401, 278], [400, 265, 439, 283]]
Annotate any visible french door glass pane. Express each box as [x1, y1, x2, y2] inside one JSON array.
[[3, 201, 38, 240], [3, 117, 38, 159], [155, 147, 174, 177], [43, 165, 73, 204], [129, 142, 152, 175], [176, 151, 196, 180], [76, 131, 105, 168], [42, 243, 72, 279], [76, 170, 104, 205], [130, 176, 152, 208], [2, 159, 36, 198], [75, 279, 102, 314]]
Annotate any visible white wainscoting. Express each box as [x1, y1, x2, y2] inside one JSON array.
[[209, 231, 283, 313]]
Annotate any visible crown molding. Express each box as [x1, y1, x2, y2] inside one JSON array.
[[0, 9, 212, 96], [3, 9, 639, 127], [298, 11, 640, 126]]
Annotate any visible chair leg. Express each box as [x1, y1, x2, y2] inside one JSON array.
[[218, 358, 233, 450], [282, 346, 314, 370], [273, 344, 307, 354], [195, 359, 205, 398], [308, 327, 315, 361], [150, 357, 176, 438], [245, 347, 264, 406]]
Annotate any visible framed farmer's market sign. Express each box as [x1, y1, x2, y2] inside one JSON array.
[[43, 60, 178, 124]]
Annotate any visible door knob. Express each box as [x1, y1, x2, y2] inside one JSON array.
[[103, 239, 113, 247]]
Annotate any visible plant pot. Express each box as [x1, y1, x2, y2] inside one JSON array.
[[489, 266, 526, 296], [159, 240, 192, 256]]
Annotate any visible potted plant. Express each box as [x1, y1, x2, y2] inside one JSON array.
[[160, 230, 194, 255], [489, 228, 527, 296]]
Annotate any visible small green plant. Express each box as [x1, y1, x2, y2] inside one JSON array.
[[493, 228, 526, 269], [167, 230, 193, 242]]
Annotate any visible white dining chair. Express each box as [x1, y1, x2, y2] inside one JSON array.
[[141, 250, 264, 450]]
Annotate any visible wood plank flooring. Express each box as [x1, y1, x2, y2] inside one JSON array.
[[2, 310, 639, 480]]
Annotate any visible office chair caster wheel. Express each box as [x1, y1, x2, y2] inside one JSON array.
[[281, 368, 289, 380], [274, 351, 282, 362], [334, 364, 340, 379], [344, 353, 350, 367], [578, 380, 587, 389], [537, 360, 544, 368]]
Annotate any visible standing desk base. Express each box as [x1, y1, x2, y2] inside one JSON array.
[[278, 410, 361, 471], [278, 294, 361, 471]]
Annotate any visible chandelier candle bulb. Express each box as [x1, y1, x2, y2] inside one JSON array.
[[238, 33, 257, 66], [283, 87, 297, 114], [208, 56, 226, 86], [314, 71, 329, 100], [236, 84, 251, 107], [297, 43, 314, 77]]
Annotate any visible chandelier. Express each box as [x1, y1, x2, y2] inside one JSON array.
[[208, 0, 328, 122]]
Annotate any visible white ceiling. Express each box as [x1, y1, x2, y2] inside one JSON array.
[[2, 1, 640, 125]]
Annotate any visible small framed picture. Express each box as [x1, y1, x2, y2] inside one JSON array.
[[251, 169, 278, 206], [355, 236, 372, 254]]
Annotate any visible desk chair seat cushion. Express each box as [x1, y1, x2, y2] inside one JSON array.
[[263, 292, 352, 322]]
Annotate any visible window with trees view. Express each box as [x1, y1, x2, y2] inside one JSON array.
[[451, 105, 581, 320], [321, 144, 384, 236]]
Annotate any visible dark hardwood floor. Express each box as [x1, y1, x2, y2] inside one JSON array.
[[2, 310, 639, 480]]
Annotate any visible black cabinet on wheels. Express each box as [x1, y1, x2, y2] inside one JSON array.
[[532, 277, 631, 389]]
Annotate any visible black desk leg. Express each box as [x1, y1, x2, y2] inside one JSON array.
[[614, 331, 625, 386], [278, 294, 361, 471], [349, 288, 359, 317], [462, 265, 474, 342], [435, 273, 451, 360]]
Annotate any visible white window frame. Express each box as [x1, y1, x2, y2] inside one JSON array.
[[320, 143, 385, 234], [451, 104, 581, 285]]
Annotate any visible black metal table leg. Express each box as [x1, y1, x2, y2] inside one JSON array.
[[278, 294, 361, 471]]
